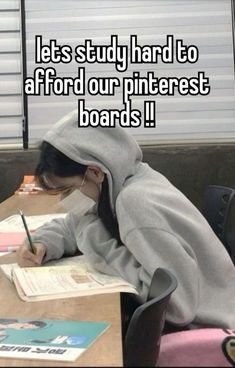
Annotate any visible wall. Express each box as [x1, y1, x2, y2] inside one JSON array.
[[143, 144, 235, 210], [1, 144, 235, 210], [0, 149, 40, 203]]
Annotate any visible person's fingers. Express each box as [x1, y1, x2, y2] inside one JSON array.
[[33, 243, 46, 265], [16, 243, 28, 264], [16, 244, 35, 262], [17, 258, 40, 268], [16, 242, 46, 267]]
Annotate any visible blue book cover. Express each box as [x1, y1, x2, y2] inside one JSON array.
[[0, 318, 109, 362]]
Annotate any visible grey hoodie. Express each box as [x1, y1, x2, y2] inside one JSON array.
[[32, 110, 235, 328]]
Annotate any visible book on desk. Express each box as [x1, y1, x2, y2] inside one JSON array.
[[0, 213, 137, 301], [0, 317, 109, 362], [1, 255, 137, 302]]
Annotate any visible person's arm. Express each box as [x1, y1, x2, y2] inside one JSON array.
[[16, 212, 98, 267], [76, 215, 146, 289], [29, 213, 79, 263], [121, 227, 199, 325], [77, 215, 198, 326]]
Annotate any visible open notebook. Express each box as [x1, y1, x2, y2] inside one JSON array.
[[0, 255, 137, 302]]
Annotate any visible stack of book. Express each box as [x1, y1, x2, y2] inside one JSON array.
[[15, 175, 44, 195]]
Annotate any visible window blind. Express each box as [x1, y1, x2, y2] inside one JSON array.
[[0, 0, 23, 143], [24, 0, 235, 144]]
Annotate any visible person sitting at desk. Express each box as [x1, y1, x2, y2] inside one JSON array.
[[17, 110, 235, 329]]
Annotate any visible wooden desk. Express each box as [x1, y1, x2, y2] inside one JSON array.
[[0, 195, 123, 367]]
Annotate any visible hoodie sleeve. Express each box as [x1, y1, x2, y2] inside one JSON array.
[[76, 215, 148, 293], [31, 213, 79, 263], [29, 210, 198, 325], [122, 227, 199, 325], [75, 214, 198, 326]]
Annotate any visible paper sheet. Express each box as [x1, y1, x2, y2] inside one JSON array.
[[0, 252, 10, 257], [0, 213, 66, 232], [1, 255, 137, 300], [1, 255, 85, 281]]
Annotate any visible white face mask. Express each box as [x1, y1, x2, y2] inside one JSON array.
[[59, 189, 96, 217]]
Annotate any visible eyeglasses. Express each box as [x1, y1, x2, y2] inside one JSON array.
[[41, 173, 86, 196]]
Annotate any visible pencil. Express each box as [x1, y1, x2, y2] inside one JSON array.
[[19, 210, 35, 254]]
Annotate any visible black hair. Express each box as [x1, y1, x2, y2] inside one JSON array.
[[28, 321, 47, 329], [35, 142, 120, 241], [0, 319, 46, 329], [35, 141, 87, 189]]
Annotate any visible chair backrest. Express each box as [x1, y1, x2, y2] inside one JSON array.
[[203, 185, 235, 263], [123, 268, 178, 367]]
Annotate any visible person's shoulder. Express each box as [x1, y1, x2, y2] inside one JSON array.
[[118, 181, 145, 202], [116, 181, 156, 214]]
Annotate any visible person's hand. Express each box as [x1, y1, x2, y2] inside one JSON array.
[[16, 242, 46, 267]]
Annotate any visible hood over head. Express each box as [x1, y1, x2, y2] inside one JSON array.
[[43, 110, 143, 210]]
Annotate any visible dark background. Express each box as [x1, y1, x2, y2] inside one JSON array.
[[1, 143, 235, 211]]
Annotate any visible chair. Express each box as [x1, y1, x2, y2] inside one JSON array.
[[203, 185, 235, 263], [123, 268, 178, 367]]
